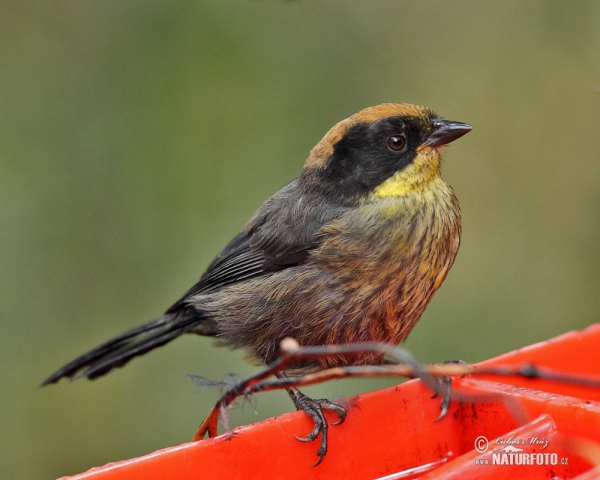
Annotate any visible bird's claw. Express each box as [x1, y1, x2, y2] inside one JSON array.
[[295, 419, 321, 443], [287, 388, 346, 466], [431, 359, 465, 422], [433, 375, 452, 422]]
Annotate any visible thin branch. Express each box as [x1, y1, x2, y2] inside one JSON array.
[[192, 338, 600, 440]]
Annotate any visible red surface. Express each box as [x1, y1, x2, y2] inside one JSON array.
[[60, 324, 600, 479]]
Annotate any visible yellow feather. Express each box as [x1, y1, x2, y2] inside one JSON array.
[[373, 147, 441, 198]]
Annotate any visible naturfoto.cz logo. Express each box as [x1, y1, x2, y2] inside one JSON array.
[[473, 435, 568, 466]]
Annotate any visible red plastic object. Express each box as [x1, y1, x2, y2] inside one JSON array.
[[60, 324, 600, 479]]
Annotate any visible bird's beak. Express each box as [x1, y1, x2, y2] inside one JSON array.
[[426, 119, 473, 148]]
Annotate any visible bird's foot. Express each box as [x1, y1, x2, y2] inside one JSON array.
[[286, 387, 346, 467], [431, 359, 465, 421]]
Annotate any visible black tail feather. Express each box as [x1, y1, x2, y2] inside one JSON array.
[[41, 310, 201, 386]]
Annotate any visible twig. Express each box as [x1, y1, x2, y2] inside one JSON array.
[[192, 338, 600, 441]]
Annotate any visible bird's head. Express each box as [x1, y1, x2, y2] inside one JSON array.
[[303, 103, 472, 202]]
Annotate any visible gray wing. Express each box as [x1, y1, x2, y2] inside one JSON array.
[[166, 178, 348, 313]]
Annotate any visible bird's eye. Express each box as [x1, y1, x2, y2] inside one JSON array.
[[387, 135, 407, 151]]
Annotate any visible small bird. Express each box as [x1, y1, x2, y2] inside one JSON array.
[[43, 104, 471, 463]]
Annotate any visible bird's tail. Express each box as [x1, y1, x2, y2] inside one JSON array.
[[41, 309, 202, 385]]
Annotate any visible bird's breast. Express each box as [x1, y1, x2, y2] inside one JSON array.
[[312, 182, 461, 345]]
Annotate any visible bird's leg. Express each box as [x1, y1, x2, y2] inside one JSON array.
[[278, 373, 346, 466]]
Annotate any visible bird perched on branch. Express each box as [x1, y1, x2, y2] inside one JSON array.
[[43, 103, 471, 464]]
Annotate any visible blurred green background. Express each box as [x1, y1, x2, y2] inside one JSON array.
[[2, 1, 600, 478]]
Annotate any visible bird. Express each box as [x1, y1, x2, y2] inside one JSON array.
[[42, 103, 471, 464]]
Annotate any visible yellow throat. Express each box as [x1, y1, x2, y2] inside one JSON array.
[[373, 146, 441, 198]]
